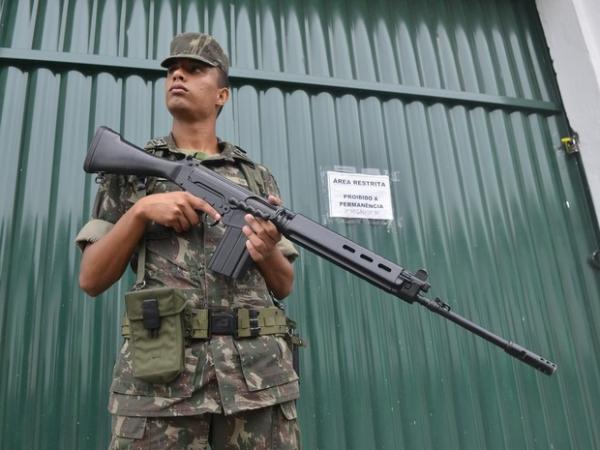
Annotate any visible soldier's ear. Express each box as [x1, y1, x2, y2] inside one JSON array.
[[216, 87, 229, 107]]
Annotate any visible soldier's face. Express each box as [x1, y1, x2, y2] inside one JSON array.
[[165, 58, 229, 120]]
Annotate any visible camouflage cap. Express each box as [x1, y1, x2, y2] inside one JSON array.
[[161, 32, 229, 74]]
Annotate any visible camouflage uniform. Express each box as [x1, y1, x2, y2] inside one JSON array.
[[76, 135, 300, 449]]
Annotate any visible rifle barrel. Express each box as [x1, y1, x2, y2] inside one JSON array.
[[414, 295, 557, 375]]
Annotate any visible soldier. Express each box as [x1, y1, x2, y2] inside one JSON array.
[[76, 32, 301, 449]]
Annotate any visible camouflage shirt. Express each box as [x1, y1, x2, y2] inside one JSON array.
[[76, 135, 300, 417]]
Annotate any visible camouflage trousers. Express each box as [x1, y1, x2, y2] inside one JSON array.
[[109, 401, 300, 450]]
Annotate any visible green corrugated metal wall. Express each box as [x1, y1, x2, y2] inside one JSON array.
[[1, 0, 599, 449]]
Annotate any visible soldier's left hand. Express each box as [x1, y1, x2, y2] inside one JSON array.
[[242, 195, 282, 262]]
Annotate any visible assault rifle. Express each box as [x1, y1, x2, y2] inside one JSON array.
[[84, 126, 557, 376]]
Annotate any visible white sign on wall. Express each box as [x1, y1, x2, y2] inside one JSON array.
[[327, 171, 394, 220]]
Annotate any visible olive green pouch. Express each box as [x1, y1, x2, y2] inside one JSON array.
[[124, 287, 187, 384]]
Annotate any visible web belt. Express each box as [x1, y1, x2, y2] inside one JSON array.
[[121, 306, 291, 340]]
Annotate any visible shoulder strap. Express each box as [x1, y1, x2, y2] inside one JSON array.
[[228, 144, 266, 196], [135, 241, 146, 287], [238, 161, 266, 196], [133, 178, 147, 288]]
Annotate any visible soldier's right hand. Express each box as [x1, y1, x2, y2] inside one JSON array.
[[134, 191, 221, 233]]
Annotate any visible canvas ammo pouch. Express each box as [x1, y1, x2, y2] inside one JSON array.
[[124, 287, 187, 384], [122, 221, 187, 384]]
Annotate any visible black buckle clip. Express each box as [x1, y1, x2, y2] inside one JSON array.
[[142, 299, 161, 338], [210, 311, 237, 336]]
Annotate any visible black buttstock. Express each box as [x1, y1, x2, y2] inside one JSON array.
[[84, 126, 181, 180]]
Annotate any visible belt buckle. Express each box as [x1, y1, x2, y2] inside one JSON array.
[[210, 311, 236, 336]]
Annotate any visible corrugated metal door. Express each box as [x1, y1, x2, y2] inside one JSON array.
[[1, 0, 599, 449]]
